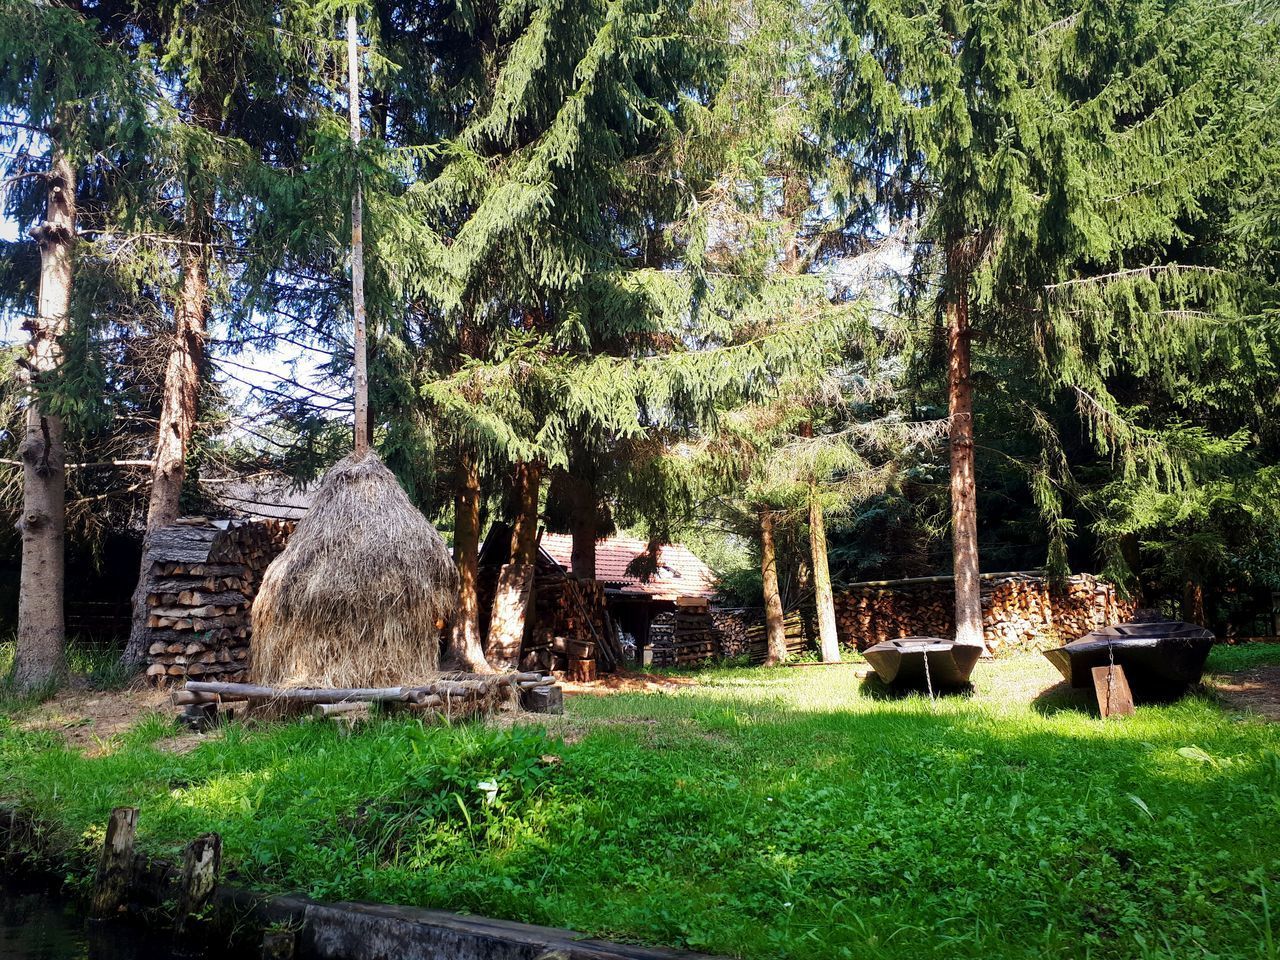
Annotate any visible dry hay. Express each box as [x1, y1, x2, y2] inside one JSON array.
[[250, 451, 458, 688]]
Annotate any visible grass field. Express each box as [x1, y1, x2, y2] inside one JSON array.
[[2, 646, 1279, 959]]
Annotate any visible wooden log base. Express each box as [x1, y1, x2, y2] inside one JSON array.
[[567, 659, 596, 682]]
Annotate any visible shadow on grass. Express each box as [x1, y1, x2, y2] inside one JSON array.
[[5, 668, 1279, 960], [1032, 678, 1235, 719], [1030, 679, 1097, 716], [857, 672, 975, 701]]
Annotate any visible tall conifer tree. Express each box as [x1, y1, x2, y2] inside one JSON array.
[[0, 0, 145, 688], [830, 0, 1279, 645]]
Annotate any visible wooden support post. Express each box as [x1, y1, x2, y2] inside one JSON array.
[[174, 832, 222, 938], [91, 806, 138, 918], [1092, 664, 1135, 719], [178, 702, 219, 732], [261, 929, 296, 960]]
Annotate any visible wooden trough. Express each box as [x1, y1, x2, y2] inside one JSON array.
[[1043, 618, 1215, 701], [863, 637, 982, 692]]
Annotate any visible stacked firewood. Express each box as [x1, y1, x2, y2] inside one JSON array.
[[713, 608, 811, 663], [650, 598, 719, 666], [833, 572, 1134, 655], [143, 518, 294, 684], [523, 573, 600, 679]]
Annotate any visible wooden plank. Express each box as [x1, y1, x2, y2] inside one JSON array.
[[1092, 664, 1135, 718]]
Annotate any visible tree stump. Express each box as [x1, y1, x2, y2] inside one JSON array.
[[174, 832, 222, 938], [91, 807, 139, 919], [567, 658, 596, 682]]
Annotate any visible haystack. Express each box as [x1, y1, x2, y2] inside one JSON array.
[[250, 451, 458, 688]]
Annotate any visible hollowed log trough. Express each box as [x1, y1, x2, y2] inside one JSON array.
[[863, 637, 982, 691], [1043, 618, 1215, 701]]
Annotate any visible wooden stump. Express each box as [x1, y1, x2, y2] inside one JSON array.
[[521, 685, 564, 715], [174, 832, 222, 938], [567, 658, 596, 682], [90, 807, 138, 919]]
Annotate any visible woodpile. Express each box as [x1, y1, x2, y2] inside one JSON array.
[[143, 518, 294, 684], [519, 572, 625, 677], [713, 608, 811, 663], [648, 597, 720, 667], [833, 571, 1134, 655]]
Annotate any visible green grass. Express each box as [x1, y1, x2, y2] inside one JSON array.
[[2, 648, 1279, 959]]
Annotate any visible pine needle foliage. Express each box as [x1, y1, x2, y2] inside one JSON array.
[[828, 0, 1280, 586]]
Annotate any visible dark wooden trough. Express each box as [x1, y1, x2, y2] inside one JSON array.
[[1043, 618, 1214, 700], [863, 637, 982, 691]]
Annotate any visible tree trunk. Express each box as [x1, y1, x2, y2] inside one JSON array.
[[15, 151, 76, 691], [451, 451, 490, 672], [565, 467, 597, 578], [509, 460, 542, 565], [946, 257, 985, 652], [760, 508, 788, 666], [122, 203, 208, 667], [571, 506, 597, 579], [1182, 579, 1206, 626], [809, 480, 840, 663]]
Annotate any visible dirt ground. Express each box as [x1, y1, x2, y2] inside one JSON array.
[[10, 661, 1279, 754], [10, 680, 212, 755], [1210, 664, 1280, 719], [557, 668, 700, 697]]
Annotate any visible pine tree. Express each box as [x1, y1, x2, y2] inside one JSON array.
[[119, 0, 339, 666]]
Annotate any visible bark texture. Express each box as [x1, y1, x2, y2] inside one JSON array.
[[563, 466, 598, 578], [15, 151, 76, 690], [809, 481, 841, 663], [451, 452, 490, 672], [123, 204, 208, 666], [760, 509, 789, 666], [1182, 579, 1206, 626], [946, 253, 985, 651], [570, 508, 597, 579], [509, 460, 543, 564]]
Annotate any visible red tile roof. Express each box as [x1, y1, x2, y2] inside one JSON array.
[[539, 533, 719, 600]]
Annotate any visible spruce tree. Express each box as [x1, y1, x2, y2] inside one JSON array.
[[830, 0, 1280, 645], [0, 0, 146, 688]]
